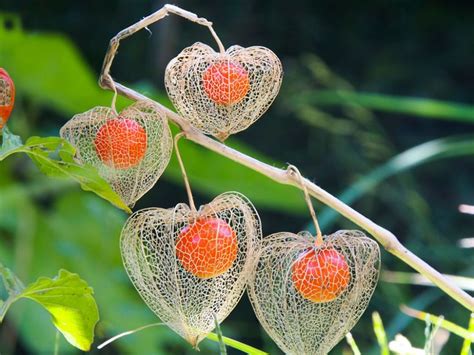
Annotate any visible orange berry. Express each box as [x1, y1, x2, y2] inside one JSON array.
[[94, 118, 147, 169], [0, 68, 15, 129], [202, 61, 250, 105], [176, 217, 238, 278], [292, 248, 350, 303]]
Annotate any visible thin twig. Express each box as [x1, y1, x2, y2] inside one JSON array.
[[287, 164, 323, 245], [174, 132, 197, 212], [97, 322, 164, 350], [98, 4, 474, 312]]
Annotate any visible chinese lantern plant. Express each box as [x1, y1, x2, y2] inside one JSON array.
[[119, 134, 261, 347], [202, 61, 250, 105], [176, 217, 238, 278], [60, 100, 173, 207], [292, 243, 351, 303], [0, 68, 15, 130], [165, 38, 282, 141], [94, 117, 148, 169], [247, 167, 380, 355]]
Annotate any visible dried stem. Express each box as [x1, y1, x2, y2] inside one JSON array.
[[98, 4, 474, 311], [108, 74, 118, 115], [174, 133, 196, 212], [287, 164, 323, 245]]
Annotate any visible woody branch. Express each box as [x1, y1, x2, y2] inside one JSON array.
[[98, 4, 474, 311]]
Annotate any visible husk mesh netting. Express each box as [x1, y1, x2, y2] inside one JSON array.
[[59, 101, 172, 207], [165, 42, 282, 140], [0, 76, 12, 106], [0, 70, 14, 128], [120, 192, 262, 347], [248, 230, 380, 355]]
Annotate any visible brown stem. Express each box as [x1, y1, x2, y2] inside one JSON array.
[[174, 133, 196, 212], [287, 165, 323, 245], [98, 4, 474, 312]]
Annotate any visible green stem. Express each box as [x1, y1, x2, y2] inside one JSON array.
[[372, 312, 389, 355], [54, 330, 60, 355], [460, 313, 474, 355], [206, 333, 268, 355], [0, 296, 17, 323], [97, 321, 268, 354], [213, 315, 227, 355], [345, 332, 361, 355]]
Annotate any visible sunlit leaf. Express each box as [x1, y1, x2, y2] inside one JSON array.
[[401, 305, 474, 341], [0, 20, 307, 215], [372, 312, 389, 355], [206, 333, 269, 355], [0, 136, 131, 213], [461, 314, 474, 355], [0, 266, 99, 351], [345, 332, 361, 355], [19, 270, 99, 351]]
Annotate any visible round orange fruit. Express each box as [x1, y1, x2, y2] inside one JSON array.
[[292, 247, 350, 303], [202, 61, 250, 105], [0, 68, 15, 129], [94, 118, 147, 169], [176, 217, 238, 278]]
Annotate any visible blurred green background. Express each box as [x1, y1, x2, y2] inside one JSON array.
[[1, 0, 473, 353]]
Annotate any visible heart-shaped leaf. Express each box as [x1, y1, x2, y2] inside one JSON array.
[[0, 266, 99, 351]]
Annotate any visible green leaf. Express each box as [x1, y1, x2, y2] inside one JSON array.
[[372, 312, 389, 355], [461, 314, 474, 355], [19, 270, 99, 351], [0, 135, 131, 213], [213, 315, 227, 355], [0, 126, 23, 157], [401, 305, 474, 341], [381, 270, 474, 291], [345, 332, 361, 355], [0, 19, 166, 115], [0, 267, 99, 351], [0, 264, 25, 323], [0, 20, 307, 215], [295, 89, 474, 124], [206, 333, 269, 355], [0, 263, 24, 296]]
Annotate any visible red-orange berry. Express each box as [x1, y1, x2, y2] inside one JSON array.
[[0, 68, 15, 129], [94, 118, 147, 169], [176, 217, 238, 279], [292, 248, 350, 303], [202, 61, 250, 105]]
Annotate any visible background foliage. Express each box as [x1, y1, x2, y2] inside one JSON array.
[[1, 0, 473, 353]]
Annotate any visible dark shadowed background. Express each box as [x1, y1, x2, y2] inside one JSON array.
[[1, 0, 473, 354]]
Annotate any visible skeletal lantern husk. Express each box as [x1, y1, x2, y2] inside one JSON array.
[[60, 101, 172, 207], [165, 42, 283, 141], [0, 68, 15, 128], [120, 192, 262, 347], [248, 230, 380, 355]]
